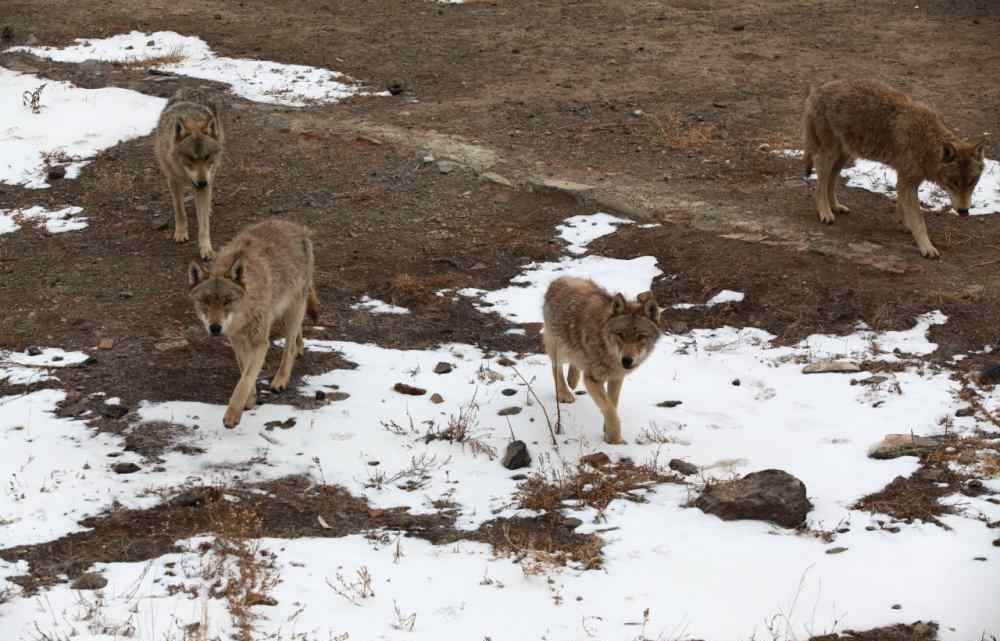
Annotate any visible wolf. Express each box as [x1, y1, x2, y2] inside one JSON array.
[[542, 277, 661, 444], [188, 218, 320, 429], [803, 79, 986, 259], [155, 86, 225, 260]]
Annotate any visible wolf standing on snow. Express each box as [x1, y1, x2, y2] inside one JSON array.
[[803, 79, 986, 259], [189, 218, 320, 429], [155, 86, 225, 260], [543, 277, 661, 444]]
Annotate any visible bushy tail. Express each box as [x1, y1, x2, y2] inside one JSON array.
[[306, 286, 320, 324]]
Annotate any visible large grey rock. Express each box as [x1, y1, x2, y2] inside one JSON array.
[[868, 434, 940, 460], [802, 359, 861, 374], [694, 469, 812, 528]]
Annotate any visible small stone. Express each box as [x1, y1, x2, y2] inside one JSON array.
[[868, 434, 940, 460], [668, 458, 698, 476], [481, 172, 514, 188], [979, 363, 1000, 385], [731, 378, 741, 386], [563, 517, 583, 529], [101, 404, 129, 419], [802, 360, 861, 374], [581, 452, 611, 468], [435, 160, 460, 175], [48, 165, 66, 180], [245, 593, 278, 606], [146, 39, 156, 46], [433, 362, 453, 374], [264, 418, 296, 430], [501, 388, 517, 396], [496, 356, 516, 367], [973, 556, 987, 561], [825, 546, 848, 555], [657, 400, 682, 408], [154, 338, 188, 351], [327, 392, 350, 402], [1, 26, 13, 41], [891, 604, 902, 610], [757, 143, 771, 152], [386, 80, 406, 95], [315, 390, 326, 401], [993, 538, 1000, 547], [98, 338, 115, 350], [510, 474, 527, 481], [957, 450, 977, 465], [955, 407, 975, 417], [430, 393, 444, 404], [71, 573, 108, 590], [112, 462, 141, 474], [732, 23, 746, 31], [502, 440, 531, 470], [26, 346, 42, 356], [498, 406, 521, 416], [393, 382, 426, 396]]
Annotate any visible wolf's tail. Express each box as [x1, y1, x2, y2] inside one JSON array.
[[306, 286, 320, 324]]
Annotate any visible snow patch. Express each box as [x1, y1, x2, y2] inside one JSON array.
[[0, 205, 87, 235], [555, 212, 633, 254], [11, 31, 385, 107], [351, 295, 410, 315]]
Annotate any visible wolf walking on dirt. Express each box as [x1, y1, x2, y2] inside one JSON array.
[[803, 79, 986, 259], [188, 218, 320, 429], [155, 86, 226, 260], [543, 277, 661, 444]]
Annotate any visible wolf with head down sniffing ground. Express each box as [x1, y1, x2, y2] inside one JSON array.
[[543, 276, 661, 444], [803, 79, 986, 259]]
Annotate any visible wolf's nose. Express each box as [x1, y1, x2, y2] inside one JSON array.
[[957, 208, 970, 217], [209, 324, 222, 336], [194, 179, 208, 189], [621, 356, 634, 369]]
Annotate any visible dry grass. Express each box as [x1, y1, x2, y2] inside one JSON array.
[[423, 397, 498, 460], [117, 47, 186, 69], [648, 112, 717, 152], [388, 272, 470, 305], [21, 83, 45, 114]]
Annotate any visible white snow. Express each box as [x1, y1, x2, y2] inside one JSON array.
[[779, 149, 1000, 215], [0, 205, 87, 235], [2, 215, 998, 640], [11, 31, 384, 107], [351, 295, 411, 315], [0, 347, 90, 385], [673, 289, 745, 310], [556, 212, 633, 254], [0, 67, 164, 189]]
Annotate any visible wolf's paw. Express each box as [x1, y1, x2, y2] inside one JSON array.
[[920, 244, 941, 259], [223, 405, 242, 429], [556, 391, 576, 404], [818, 211, 836, 224], [270, 374, 290, 393], [174, 228, 190, 243], [200, 245, 216, 260], [603, 433, 626, 445], [832, 204, 851, 215], [244, 392, 257, 410]]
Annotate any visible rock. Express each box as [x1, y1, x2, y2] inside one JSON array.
[[71, 573, 108, 590], [386, 80, 406, 95], [430, 393, 444, 404], [112, 462, 141, 474], [501, 388, 517, 396], [1, 25, 12, 41], [151, 217, 169, 231], [669, 458, 698, 476], [98, 338, 115, 350], [732, 23, 746, 31], [978, 363, 1000, 385], [826, 546, 848, 555], [657, 400, 682, 408], [327, 391, 350, 402], [498, 406, 521, 416], [264, 418, 296, 430], [957, 450, 977, 465], [955, 407, 975, 417], [993, 538, 1000, 547], [26, 346, 42, 356], [154, 338, 188, 351], [868, 434, 940, 460], [693, 469, 812, 529], [757, 142, 771, 152], [433, 362, 453, 374], [510, 473, 527, 481], [502, 440, 531, 470], [496, 356, 516, 367], [48, 165, 67, 180], [101, 404, 129, 419], [563, 517, 583, 529], [315, 390, 326, 401], [528, 177, 595, 194], [891, 603, 901, 610], [481, 172, 514, 188], [731, 378, 741, 386], [581, 452, 611, 468], [393, 382, 426, 396], [435, 160, 460, 175], [802, 359, 861, 374]]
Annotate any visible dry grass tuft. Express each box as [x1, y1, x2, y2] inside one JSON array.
[[648, 112, 716, 152], [117, 46, 186, 69]]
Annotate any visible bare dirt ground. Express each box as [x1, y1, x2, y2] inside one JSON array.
[[1, 1, 999, 637]]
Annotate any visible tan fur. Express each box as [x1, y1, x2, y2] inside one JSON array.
[[189, 218, 317, 429], [542, 277, 661, 444], [155, 86, 226, 259], [803, 79, 986, 259]]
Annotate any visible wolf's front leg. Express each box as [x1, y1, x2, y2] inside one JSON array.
[[168, 177, 189, 242], [224, 339, 268, 428], [193, 183, 215, 260], [899, 182, 939, 259], [583, 374, 624, 444]]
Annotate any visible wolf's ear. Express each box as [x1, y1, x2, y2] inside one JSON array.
[[611, 293, 627, 316], [206, 117, 219, 139], [227, 256, 244, 285], [174, 120, 187, 142], [189, 260, 206, 288], [942, 142, 957, 164], [974, 140, 987, 161], [642, 295, 660, 322]]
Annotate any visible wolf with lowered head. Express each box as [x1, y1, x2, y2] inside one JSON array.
[[543, 276, 661, 444]]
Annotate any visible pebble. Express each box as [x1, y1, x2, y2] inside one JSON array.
[[498, 406, 521, 416], [433, 362, 453, 374]]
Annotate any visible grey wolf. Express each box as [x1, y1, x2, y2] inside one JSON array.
[[189, 218, 320, 429], [803, 79, 985, 258], [542, 276, 661, 444], [155, 86, 225, 259]]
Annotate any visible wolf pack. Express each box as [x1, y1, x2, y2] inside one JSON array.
[[159, 79, 987, 441]]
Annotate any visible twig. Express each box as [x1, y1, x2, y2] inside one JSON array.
[[509, 365, 559, 448]]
